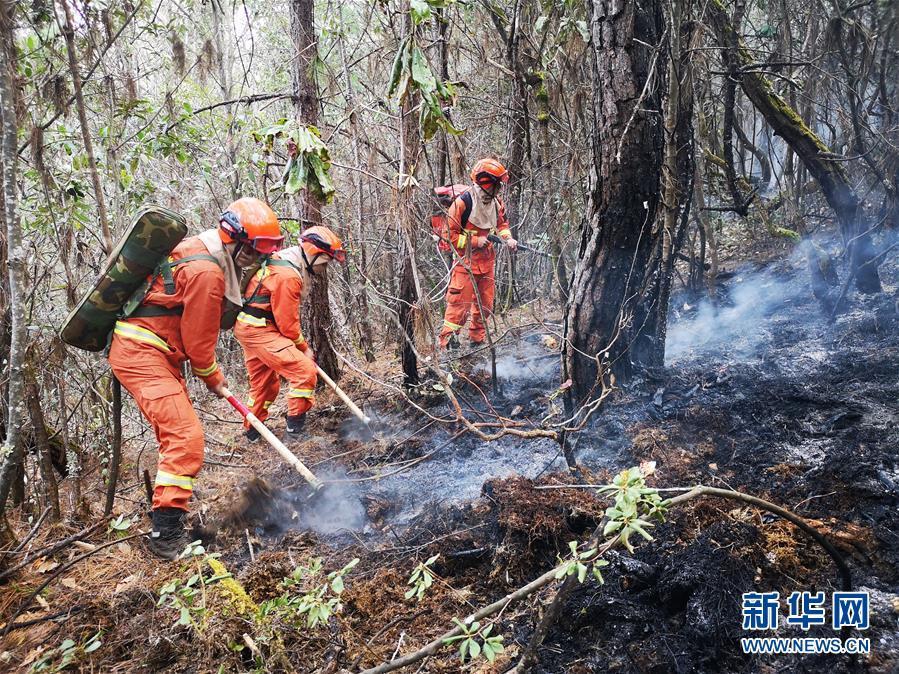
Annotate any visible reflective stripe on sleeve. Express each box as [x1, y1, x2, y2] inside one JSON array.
[[263, 400, 274, 409], [457, 232, 467, 249], [113, 321, 174, 353], [155, 470, 194, 491], [191, 361, 218, 377]]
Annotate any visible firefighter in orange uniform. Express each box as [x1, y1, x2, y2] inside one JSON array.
[[109, 197, 283, 559], [439, 158, 518, 349], [235, 227, 346, 440]]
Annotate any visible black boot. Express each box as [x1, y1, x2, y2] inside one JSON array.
[[286, 414, 306, 436], [446, 334, 461, 351], [147, 507, 188, 561], [245, 425, 261, 442]]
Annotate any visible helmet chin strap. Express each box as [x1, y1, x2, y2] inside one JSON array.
[[300, 247, 323, 273], [230, 241, 245, 264]]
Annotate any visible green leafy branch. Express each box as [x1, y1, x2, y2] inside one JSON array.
[[388, 1, 462, 140], [596, 463, 668, 552], [156, 541, 231, 629], [554, 539, 610, 584], [253, 119, 335, 204], [29, 632, 102, 673], [442, 617, 505, 664], [405, 553, 439, 602], [257, 557, 359, 629]]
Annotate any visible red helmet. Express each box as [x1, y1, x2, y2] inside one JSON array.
[[301, 226, 346, 263], [219, 197, 284, 254], [470, 158, 509, 189]]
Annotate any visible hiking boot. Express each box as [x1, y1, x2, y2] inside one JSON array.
[[147, 507, 188, 561], [446, 334, 461, 351], [286, 414, 306, 436], [245, 425, 261, 442]]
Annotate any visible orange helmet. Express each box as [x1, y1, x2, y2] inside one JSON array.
[[219, 197, 284, 254], [470, 158, 509, 189], [301, 226, 346, 263]]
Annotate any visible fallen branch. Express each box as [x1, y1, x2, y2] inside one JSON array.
[[362, 479, 850, 674], [0, 520, 106, 582]]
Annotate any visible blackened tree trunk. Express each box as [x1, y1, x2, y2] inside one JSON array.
[[561, 0, 666, 405], [291, 0, 340, 380], [25, 373, 60, 521], [0, 0, 27, 517], [707, 0, 881, 294]]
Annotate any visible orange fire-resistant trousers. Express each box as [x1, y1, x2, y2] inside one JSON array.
[[439, 265, 495, 347], [234, 324, 317, 424], [108, 336, 204, 512]]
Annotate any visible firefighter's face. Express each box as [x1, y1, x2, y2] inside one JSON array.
[[234, 244, 261, 268]]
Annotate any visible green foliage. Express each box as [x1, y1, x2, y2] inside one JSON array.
[[29, 632, 102, 673], [257, 557, 359, 629], [410, 0, 454, 26], [405, 553, 439, 601], [597, 465, 668, 553], [156, 541, 230, 630], [443, 618, 505, 663], [254, 120, 336, 204], [554, 539, 610, 584], [387, 24, 462, 141], [107, 514, 132, 537]]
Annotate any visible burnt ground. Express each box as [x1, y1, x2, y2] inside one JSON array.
[[1, 245, 898, 673]]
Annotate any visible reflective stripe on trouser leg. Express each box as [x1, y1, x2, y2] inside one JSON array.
[[285, 355, 317, 417], [155, 470, 195, 490]]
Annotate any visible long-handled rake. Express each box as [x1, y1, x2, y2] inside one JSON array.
[[222, 387, 324, 491]]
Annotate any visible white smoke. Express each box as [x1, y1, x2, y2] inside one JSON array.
[[665, 262, 805, 364]]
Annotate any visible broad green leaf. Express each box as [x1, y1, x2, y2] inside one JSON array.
[[387, 37, 410, 98], [331, 575, 344, 594], [285, 157, 307, 194], [410, 46, 437, 94], [410, 0, 432, 24], [468, 638, 481, 659]]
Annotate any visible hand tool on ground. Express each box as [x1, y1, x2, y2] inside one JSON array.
[[315, 365, 373, 429], [222, 387, 324, 491], [487, 234, 553, 258]]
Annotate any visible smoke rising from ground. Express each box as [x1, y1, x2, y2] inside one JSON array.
[[297, 469, 368, 534], [665, 262, 805, 364]]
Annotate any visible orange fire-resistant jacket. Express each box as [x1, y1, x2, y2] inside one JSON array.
[[446, 192, 512, 275], [113, 236, 226, 389], [237, 256, 307, 348]]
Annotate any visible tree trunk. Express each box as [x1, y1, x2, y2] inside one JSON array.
[[291, 0, 340, 380], [0, 1, 28, 515], [396, 4, 421, 386], [25, 374, 60, 522], [59, 0, 112, 253], [562, 0, 666, 404], [338, 17, 376, 363], [648, 8, 696, 367], [706, 0, 881, 294]]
